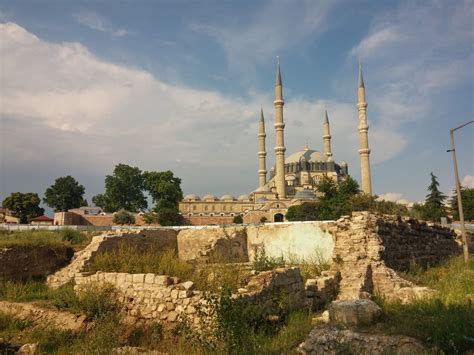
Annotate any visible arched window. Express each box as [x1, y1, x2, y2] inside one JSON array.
[[274, 213, 284, 222]]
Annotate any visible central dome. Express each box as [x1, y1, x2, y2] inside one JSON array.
[[285, 148, 328, 164]]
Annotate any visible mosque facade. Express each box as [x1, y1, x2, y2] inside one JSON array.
[[179, 61, 372, 225]]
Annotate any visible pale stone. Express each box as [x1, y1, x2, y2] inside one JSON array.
[[171, 289, 179, 299], [182, 281, 194, 290], [154, 275, 171, 286], [167, 311, 178, 322], [132, 274, 145, 283], [329, 299, 381, 326], [144, 273, 155, 284], [178, 290, 189, 299]]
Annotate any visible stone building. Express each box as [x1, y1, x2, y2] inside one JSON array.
[[179, 60, 372, 225]]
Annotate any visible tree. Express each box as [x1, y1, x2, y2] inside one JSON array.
[[422, 172, 447, 222], [92, 164, 147, 212], [143, 170, 183, 226], [2, 192, 44, 223], [43, 176, 86, 212], [233, 215, 243, 224], [450, 187, 474, 221], [113, 209, 135, 225], [286, 203, 319, 221]]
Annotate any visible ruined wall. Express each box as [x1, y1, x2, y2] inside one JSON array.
[[182, 216, 234, 226], [330, 212, 460, 301], [177, 226, 248, 262], [0, 246, 73, 281], [74, 267, 306, 325], [246, 222, 334, 262], [75, 272, 201, 325]]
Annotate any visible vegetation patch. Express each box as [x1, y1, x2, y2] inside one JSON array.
[[0, 229, 90, 248], [370, 256, 474, 353]]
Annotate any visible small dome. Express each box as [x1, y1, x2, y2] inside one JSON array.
[[220, 194, 235, 201], [254, 186, 271, 193], [202, 194, 217, 201], [238, 194, 250, 201], [256, 197, 268, 203], [340, 161, 348, 166], [183, 194, 200, 201], [285, 175, 296, 181], [285, 149, 328, 164], [294, 190, 316, 200]]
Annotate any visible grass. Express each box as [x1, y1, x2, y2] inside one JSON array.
[[371, 256, 474, 354], [0, 229, 91, 249]]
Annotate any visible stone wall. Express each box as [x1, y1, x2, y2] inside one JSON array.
[[177, 226, 248, 262], [330, 212, 460, 301], [75, 272, 201, 325], [74, 267, 306, 325], [0, 246, 73, 281]]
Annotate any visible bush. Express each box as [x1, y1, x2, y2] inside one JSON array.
[[252, 246, 285, 272], [62, 229, 88, 245], [0, 230, 90, 248], [285, 250, 331, 281], [113, 209, 135, 225], [232, 215, 243, 224]]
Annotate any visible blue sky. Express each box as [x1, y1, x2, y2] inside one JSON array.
[[0, 0, 473, 214]]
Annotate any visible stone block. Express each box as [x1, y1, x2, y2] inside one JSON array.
[[145, 273, 155, 284], [154, 275, 171, 286], [179, 290, 189, 299], [181, 281, 194, 290], [132, 274, 145, 283], [168, 311, 178, 322], [171, 289, 179, 299], [329, 299, 381, 327]]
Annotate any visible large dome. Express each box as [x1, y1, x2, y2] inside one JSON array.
[[285, 148, 328, 164]]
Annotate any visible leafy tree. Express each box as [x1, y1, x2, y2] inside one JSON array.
[[92, 164, 147, 213], [2, 192, 44, 223], [43, 176, 86, 212], [422, 172, 447, 222], [143, 171, 183, 209], [450, 187, 474, 221], [157, 207, 183, 226], [142, 211, 160, 224], [286, 203, 319, 221], [143, 170, 183, 226], [233, 215, 243, 224], [113, 209, 135, 225]]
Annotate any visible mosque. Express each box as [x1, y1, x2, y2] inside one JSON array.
[[179, 60, 372, 225]]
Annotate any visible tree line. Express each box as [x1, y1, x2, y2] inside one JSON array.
[[286, 173, 474, 223], [1, 164, 183, 225]]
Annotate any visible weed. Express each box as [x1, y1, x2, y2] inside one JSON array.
[[0, 229, 91, 249], [253, 246, 285, 272]]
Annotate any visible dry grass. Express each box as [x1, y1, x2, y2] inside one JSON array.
[[0, 229, 90, 249]]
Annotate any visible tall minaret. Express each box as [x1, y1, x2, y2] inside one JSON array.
[[258, 107, 267, 187], [274, 57, 286, 199], [357, 63, 372, 195], [323, 110, 333, 161]]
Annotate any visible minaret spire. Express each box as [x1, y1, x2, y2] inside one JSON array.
[[274, 56, 286, 199], [323, 110, 333, 161], [258, 106, 267, 187], [356, 63, 372, 195]]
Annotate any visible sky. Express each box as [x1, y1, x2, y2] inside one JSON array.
[[0, 0, 473, 214]]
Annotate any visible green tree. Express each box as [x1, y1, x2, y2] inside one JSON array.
[[286, 202, 319, 221], [233, 215, 243, 224], [450, 187, 474, 221], [43, 176, 86, 212], [92, 164, 147, 213], [112, 209, 135, 225], [422, 172, 447, 222], [2, 192, 44, 223], [143, 170, 183, 226]]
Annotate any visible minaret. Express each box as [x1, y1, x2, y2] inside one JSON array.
[[274, 57, 286, 199], [258, 107, 267, 187], [323, 110, 333, 161], [357, 63, 372, 195]]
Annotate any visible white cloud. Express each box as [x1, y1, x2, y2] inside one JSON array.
[[0, 22, 408, 199], [74, 12, 130, 37], [462, 175, 474, 188], [192, 0, 334, 71], [377, 192, 413, 206]]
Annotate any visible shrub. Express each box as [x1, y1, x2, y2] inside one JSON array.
[[285, 250, 331, 281], [113, 209, 135, 225], [260, 216, 268, 223], [252, 246, 285, 272], [61, 229, 87, 245], [232, 215, 243, 224], [74, 283, 120, 321]]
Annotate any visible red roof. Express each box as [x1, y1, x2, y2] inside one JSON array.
[[30, 215, 54, 222]]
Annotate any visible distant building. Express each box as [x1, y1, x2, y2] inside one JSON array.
[[179, 60, 372, 225], [54, 206, 146, 226], [30, 215, 54, 225]]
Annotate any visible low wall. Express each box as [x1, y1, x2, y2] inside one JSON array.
[[75, 272, 201, 325], [74, 267, 306, 325], [0, 246, 73, 281]]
